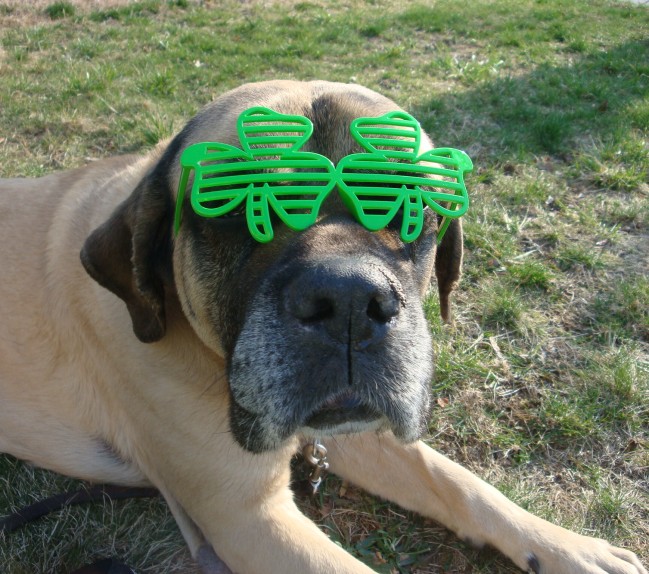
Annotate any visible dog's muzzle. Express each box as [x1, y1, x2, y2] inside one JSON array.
[[228, 253, 432, 452], [286, 259, 404, 430]]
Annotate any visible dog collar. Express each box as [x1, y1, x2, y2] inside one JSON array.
[[174, 106, 472, 244]]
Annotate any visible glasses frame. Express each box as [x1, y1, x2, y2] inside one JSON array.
[[174, 107, 472, 244]]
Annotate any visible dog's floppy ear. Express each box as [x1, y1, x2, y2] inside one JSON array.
[[80, 165, 172, 343], [435, 218, 463, 324]]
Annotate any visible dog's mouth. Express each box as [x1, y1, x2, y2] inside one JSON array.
[[303, 391, 383, 432]]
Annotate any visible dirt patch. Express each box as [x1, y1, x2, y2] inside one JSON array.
[[2, 0, 136, 10], [0, 0, 328, 26], [0, 0, 153, 26]]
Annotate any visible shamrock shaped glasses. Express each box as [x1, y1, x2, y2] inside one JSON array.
[[174, 106, 472, 244]]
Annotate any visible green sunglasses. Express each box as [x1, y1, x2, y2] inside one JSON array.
[[174, 106, 472, 244]]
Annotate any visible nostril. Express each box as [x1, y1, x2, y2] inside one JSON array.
[[366, 295, 399, 324], [298, 298, 335, 324], [285, 260, 404, 343]]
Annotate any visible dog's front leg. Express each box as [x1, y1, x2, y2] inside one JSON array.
[[189, 488, 376, 574], [326, 432, 647, 574], [143, 439, 376, 574]]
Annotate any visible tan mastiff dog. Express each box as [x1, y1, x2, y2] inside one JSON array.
[[0, 80, 645, 574]]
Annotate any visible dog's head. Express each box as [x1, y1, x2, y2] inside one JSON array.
[[81, 81, 464, 452]]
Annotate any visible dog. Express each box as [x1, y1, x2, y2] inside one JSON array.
[[0, 80, 645, 574]]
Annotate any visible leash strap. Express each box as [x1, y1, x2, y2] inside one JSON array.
[[0, 485, 158, 534]]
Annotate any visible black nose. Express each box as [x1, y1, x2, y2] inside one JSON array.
[[284, 259, 404, 348]]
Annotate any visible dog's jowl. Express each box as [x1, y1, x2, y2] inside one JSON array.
[[1, 81, 645, 574]]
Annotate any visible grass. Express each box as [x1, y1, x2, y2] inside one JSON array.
[[1, 0, 648, 572]]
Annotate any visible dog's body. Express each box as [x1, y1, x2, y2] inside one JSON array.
[[0, 80, 645, 574]]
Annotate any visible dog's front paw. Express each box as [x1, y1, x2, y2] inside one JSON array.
[[523, 534, 647, 574]]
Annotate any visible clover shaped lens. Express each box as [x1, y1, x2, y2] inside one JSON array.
[[338, 111, 471, 243], [175, 108, 336, 242]]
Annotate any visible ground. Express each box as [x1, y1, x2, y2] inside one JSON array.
[[0, 1, 647, 572]]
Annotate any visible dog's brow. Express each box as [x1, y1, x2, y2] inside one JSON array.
[[174, 107, 472, 244]]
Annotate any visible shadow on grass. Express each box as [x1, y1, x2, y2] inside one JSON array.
[[415, 38, 649, 159]]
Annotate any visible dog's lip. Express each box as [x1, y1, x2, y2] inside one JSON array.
[[320, 391, 364, 410], [303, 391, 381, 429]]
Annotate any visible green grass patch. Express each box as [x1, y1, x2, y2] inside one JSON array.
[[507, 260, 554, 290], [593, 276, 649, 341], [44, 1, 75, 20], [554, 244, 605, 271]]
